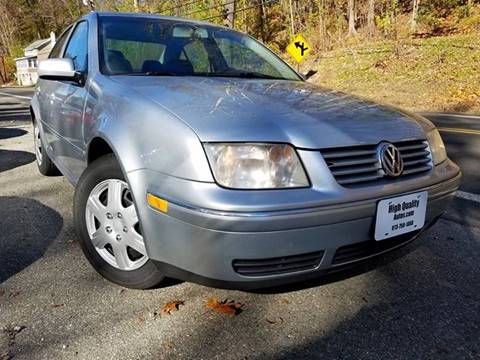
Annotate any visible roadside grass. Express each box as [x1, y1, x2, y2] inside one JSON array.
[[306, 33, 480, 114]]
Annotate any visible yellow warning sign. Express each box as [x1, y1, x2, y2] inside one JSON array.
[[286, 34, 312, 63]]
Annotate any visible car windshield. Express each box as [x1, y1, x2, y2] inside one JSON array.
[[99, 16, 301, 81]]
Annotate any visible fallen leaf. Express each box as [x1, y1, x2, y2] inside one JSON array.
[[162, 341, 175, 350], [135, 313, 146, 325], [8, 291, 20, 298], [13, 326, 25, 333], [266, 317, 284, 325], [204, 298, 244, 316], [161, 300, 185, 315]]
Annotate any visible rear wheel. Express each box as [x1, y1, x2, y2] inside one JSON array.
[[74, 154, 165, 289], [33, 119, 59, 176]]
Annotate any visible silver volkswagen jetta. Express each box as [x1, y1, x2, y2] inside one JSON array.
[[31, 12, 461, 289]]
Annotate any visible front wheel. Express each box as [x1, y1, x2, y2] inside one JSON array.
[[73, 154, 165, 289]]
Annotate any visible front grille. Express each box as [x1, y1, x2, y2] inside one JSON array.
[[321, 140, 432, 187], [233, 251, 324, 277], [332, 232, 419, 265]]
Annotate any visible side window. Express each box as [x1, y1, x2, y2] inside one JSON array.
[[49, 27, 72, 59], [64, 21, 88, 72]]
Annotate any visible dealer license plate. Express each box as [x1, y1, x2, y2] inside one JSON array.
[[374, 191, 428, 241]]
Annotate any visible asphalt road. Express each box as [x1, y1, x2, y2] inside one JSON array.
[[0, 87, 479, 360]]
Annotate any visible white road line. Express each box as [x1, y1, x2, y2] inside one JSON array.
[[428, 113, 480, 119], [438, 127, 480, 136], [456, 191, 480, 203], [0, 91, 32, 100]]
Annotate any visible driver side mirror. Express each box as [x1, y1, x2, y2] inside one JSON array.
[[38, 58, 84, 84]]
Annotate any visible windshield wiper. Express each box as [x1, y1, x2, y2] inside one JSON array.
[[206, 71, 285, 80], [125, 71, 177, 76]]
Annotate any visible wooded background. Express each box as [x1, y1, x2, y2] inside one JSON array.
[[0, 0, 479, 85]]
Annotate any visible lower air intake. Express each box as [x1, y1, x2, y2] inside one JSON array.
[[233, 251, 324, 277], [332, 232, 420, 265]]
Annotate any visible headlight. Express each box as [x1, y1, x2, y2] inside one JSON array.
[[426, 129, 447, 165], [203, 143, 309, 189]]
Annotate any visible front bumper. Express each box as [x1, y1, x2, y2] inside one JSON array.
[[127, 161, 461, 289]]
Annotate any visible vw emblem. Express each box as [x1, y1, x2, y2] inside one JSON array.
[[378, 143, 404, 177]]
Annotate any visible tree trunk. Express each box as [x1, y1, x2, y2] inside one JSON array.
[[224, 0, 235, 28], [367, 0, 375, 37], [174, 0, 181, 16], [348, 0, 357, 36], [0, 55, 7, 84], [411, 0, 420, 31], [318, 0, 327, 49], [288, 0, 295, 35], [258, 1, 265, 41]]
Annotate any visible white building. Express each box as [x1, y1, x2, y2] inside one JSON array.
[[15, 33, 55, 86]]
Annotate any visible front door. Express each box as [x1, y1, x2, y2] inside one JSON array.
[[50, 20, 89, 179]]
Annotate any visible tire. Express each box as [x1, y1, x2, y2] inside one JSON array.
[[33, 119, 60, 176], [73, 154, 165, 289]]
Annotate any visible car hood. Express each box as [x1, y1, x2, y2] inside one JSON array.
[[113, 76, 430, 149]]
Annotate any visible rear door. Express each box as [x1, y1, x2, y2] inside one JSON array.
[[49, 20, 89, 179]]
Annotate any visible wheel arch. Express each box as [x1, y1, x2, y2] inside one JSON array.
[[87, 136, 115, 165], [29, 105, 35, 123]]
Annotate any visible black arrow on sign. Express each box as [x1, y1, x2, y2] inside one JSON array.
[[294, 41, 308, 56]]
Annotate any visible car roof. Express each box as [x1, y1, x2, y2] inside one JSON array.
[[87, 11, 228, 29]]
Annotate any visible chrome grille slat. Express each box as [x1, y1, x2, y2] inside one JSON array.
[[403, 158, 430, 167], [322, 149, 377, 159], [401, 150, 430, 159], [328, 156, 378, 168], [402, 165, 432, 175], [332, 166, 380, 177], [337, 173, 383, 185], [321, 140, 432, 187], [396, 143, 428, 151]]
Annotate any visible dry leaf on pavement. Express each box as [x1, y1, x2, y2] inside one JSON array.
[[204, 298, 244, 316], [161, 300, 185, 315]]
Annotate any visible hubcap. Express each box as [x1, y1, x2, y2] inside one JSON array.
[[85, 179, 148, 271], [33, 123, 42, 165]]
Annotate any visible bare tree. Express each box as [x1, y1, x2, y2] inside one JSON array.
[[367, 0, 375, 37], [348, 0, 357, 36], [224, 0, 236, 28], [467, 0, 473, 15], [288, 0, 295, 35], [318, 0, 327, 48], [411, 0, 420, 31]]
